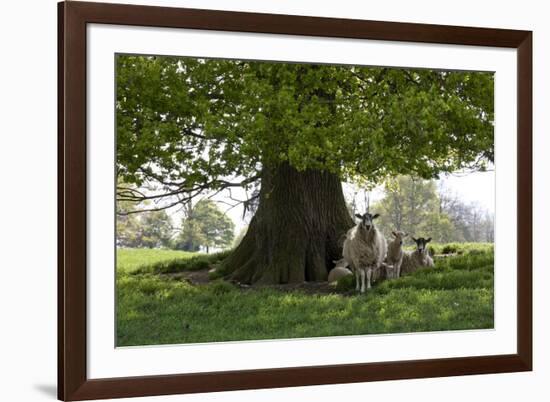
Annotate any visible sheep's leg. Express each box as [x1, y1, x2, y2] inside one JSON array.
[[396, 260, 402, 278], [360, 269, 366, 293], [355, 269, 360, 291], [366, 267, 372, 290]]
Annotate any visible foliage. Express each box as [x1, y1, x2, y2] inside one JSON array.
[[116, 55, 494, 207], [373, 175, 441, 236], [116, 202, 141, 247], [439, 184, 495, 242], [116, 245, 493, 346], [173, 219, 205, 252], [117, 201, 173, 248], [173, 199, 235, 252], [372, 175, 494, 243]]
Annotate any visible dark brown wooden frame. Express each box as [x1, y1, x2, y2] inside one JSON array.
[[58, 1, 532, 400]]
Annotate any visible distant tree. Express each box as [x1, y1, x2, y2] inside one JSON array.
[[437, 184, 494, 242], [373, 176, 449, 239], [481, 212, 495, 242], [175, 200, 235, 253], [116, 204, 173, 248], [453, 202, 494, 242], [116, 200, 142, 247], [372, 176, 494, 243], [138, 210, 174, 248], [422, 212, 457, 243], [174, 216, 208, 252]]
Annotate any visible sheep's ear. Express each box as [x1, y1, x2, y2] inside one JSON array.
[[426, 237, 432, 243], [355, 213, 363, 219], [403, 232, 409, 237], [392, 231, 397, 237], [411, 237, 417, 242], [372, 213, 380, 219]]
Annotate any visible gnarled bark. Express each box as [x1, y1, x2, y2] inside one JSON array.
[[221, 163, 354, 284]]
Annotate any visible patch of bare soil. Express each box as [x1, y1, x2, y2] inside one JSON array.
[[160, 269, 210, 285]]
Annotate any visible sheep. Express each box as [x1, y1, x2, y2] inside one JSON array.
[[332, 257, 349, 270], [373, 261, 396, 281], [342, 212, 387, 293], [400, 237, 434, 275], [386, 231, 408, 279], [328, 258, 353, 283]]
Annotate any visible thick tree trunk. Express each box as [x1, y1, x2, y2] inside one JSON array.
[[221, 163, 354, 284]]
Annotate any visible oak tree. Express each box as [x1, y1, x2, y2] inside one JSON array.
[[116, 55, 493, 284]]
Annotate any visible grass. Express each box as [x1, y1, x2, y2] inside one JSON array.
[[117, 248, 197, 273], [422, 242, 494, 256], [117, 248, 230, 275], [116, 244, 494, 346]]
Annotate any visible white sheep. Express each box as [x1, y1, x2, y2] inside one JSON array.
[[332, 257, 349, 270], [400, 237, 434, 275], [343, 212, 387, 293], [328, 258, 353, 283], [386, 231, 408, 279]]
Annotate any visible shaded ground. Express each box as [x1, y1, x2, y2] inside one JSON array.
[[160, 269, 211, 285], [163, 269, 344, 295]]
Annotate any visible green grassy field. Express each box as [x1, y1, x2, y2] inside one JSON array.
[[116, 245, 494, 346], [116, 248, 198, 273]]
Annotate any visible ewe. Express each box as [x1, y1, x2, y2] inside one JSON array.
[[400, 236, 434, 275], [386, 231, 408, 279], [343, 212, 387, 293]]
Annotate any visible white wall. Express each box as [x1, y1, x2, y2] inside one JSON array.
[[0, 0, 547, 401]]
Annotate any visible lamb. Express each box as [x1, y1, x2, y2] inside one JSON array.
[[374, 262, 396, 281], [386, 231, 408, 279], [342, 212, 387, 293], [327, 258, 353, 283], [400, 236, 434, 275], [332, 257, 349, 270]]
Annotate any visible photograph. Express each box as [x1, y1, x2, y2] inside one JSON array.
[[1, 0, 540, 400], [115, 54, 495, 347]]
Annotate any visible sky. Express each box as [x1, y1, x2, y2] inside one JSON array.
[[440, 170, 495, 211]]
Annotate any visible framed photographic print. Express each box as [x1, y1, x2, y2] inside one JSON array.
[[58, 1, 532, 400]]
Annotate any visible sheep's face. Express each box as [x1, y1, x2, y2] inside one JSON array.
[[355, 212, 379, 232], [412, 237, 432, 253], [391, 231, 408, 245]]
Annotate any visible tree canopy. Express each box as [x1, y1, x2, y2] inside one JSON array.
[[116, 55, 494, 209]]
